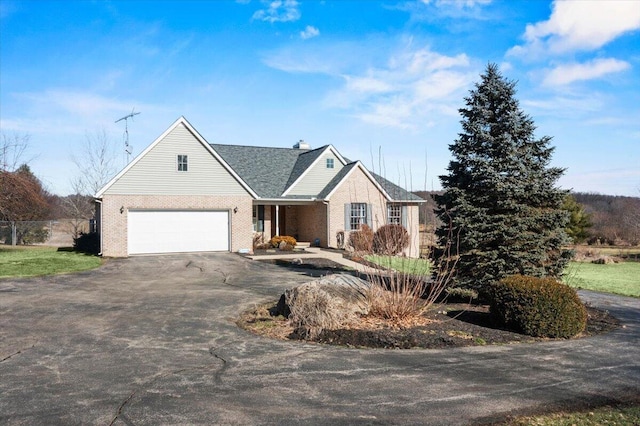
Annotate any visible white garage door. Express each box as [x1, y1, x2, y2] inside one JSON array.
[[128, 210, 229, 255]]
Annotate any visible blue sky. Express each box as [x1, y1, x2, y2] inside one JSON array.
[[1, 0, 639, 196]]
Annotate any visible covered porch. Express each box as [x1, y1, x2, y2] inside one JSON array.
[[252, 200, 329, 248]]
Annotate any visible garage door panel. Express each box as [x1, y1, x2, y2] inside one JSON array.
[[128, 210, 229, 255]]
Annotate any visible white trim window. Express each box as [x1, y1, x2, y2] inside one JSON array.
[[177, 155, 188, 172], [253, 205, 264, 232], [350, 203, 367, 230], [326, 158, 334, 169], [387, 204, 402, 225]]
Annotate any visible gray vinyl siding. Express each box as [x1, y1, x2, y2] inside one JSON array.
[[287, 151, 343, 196], [104, 124, 249, 196]]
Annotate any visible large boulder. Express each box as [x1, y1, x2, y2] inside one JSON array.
[[281, 274, 371, 339]]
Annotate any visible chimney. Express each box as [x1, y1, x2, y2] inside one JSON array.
[[293, 139, 310, 149]]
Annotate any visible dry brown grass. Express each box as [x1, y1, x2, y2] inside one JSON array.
[[286, 283, 360, 339], [366, 273, 430, 324]]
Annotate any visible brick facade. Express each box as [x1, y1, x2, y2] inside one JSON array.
[[326, 169, 421, 258], [99, 194, 253, 257]]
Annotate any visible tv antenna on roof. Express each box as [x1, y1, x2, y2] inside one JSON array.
[[115, 109, 141, 164]]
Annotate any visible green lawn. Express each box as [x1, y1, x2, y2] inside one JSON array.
[[365, 255, 431, 275], [0, 246, 102, 278], [564, 261, 640, 298]]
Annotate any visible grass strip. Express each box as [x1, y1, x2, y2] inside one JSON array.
[[364, 255, 431, 275], [564, 261, 640, 298], [0, 246, 102, 278]]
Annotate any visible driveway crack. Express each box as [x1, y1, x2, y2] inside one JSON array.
[[1, 344, 36, 363], [209, 346, 228, 383], [109, 351, 228, 425]]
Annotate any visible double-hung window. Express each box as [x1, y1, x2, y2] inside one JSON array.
[[387, 204, 402, 225], [350, 203, 367, 230], [252, 205, 264, 232], [326, 158, 334, 169], [177, 155, 188, 172]]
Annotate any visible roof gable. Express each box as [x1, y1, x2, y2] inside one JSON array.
[[96, 117, 257, 198], [282, 145, 347, 197]]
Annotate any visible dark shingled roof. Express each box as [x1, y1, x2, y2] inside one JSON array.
[[317, 162, 358, 199], [371, 172, 424, 202], [210, 143, 423, 202], [210, 144, 304, 198]]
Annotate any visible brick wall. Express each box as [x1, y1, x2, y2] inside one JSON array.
[[327, 168, 387, 248], [326, 168, 422, 258], [296, 203, 327, 245], [99, 194, 253, 257]]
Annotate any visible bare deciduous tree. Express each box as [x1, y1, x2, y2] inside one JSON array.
[[1, 132, 32, 172], [71, 128, 119, 195], [65, 128, 119, 238]]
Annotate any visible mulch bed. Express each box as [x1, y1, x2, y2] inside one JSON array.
[[246, 256, 622, 350]]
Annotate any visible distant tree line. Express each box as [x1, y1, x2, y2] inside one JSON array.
[[573, 192, 640, 246], [415, 190, 640, 247]]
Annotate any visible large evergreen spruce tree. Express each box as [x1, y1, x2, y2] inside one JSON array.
[[435, 63, 572, 293]]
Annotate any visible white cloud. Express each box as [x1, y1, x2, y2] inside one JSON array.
[[2, 89, 163, 137], [263, 38, 475, 128], [421, 0, 492, 8], [252, 0, 300, 23], [510, 0, 640, 56], [300, 25, 320, 40], [522, 94, 605, 118], [542, 58, 630, 86], [331, 47, 473, 128]]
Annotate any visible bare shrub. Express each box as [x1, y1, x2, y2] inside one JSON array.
[[365, 212, 459, 325], [367, 272, 428, 322], [373, 224, 409, 255], [348, 224, 373, 253]]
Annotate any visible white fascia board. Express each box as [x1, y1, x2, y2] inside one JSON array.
[[328, 145, 348, 166], [281, 145, 347, 197], [281, 146, 330, 197], [323, 161, 393, 201], [256, 198, 317, 206], [95, 116, 258, 199]]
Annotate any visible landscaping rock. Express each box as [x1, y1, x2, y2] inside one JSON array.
[[287, 274, 371, 314], [283, 274, 371, 338]]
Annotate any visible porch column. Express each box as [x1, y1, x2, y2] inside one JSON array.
[[275, 205, 280, 236]]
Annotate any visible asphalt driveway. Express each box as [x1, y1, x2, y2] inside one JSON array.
[[1, 253, 638, 425]]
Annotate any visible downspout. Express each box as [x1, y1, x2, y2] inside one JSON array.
[[95, 198, 103, 256]]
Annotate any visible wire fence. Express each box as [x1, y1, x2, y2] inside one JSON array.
[[0, 219, 94, 247]]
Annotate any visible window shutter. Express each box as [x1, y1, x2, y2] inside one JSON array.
[[402, 205, 408, 228], [344, 203, 351, 230], [366, 204, 372, 227]]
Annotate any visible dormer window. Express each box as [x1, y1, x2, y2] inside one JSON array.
[[326, 158, 334, 169], [177, 155, 188, 172]]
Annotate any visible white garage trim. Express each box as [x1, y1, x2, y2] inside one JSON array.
[[128, 210, 230, 255]]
